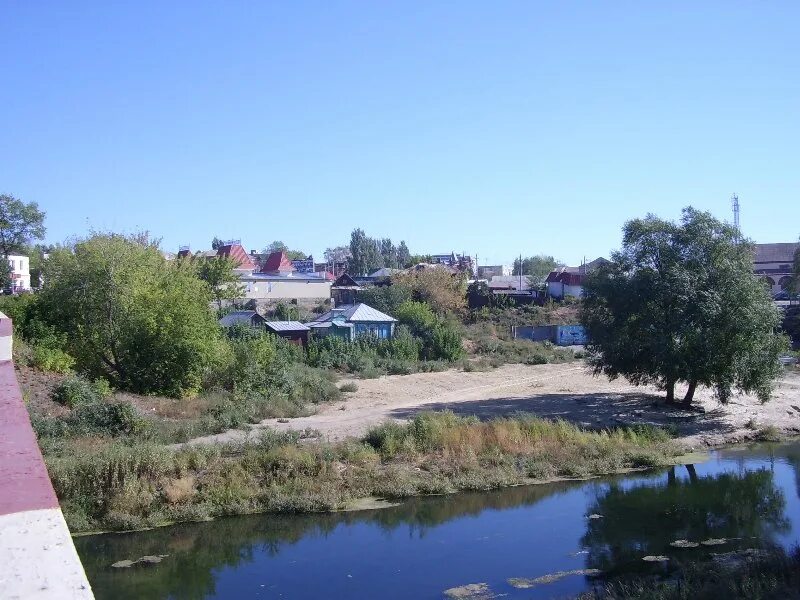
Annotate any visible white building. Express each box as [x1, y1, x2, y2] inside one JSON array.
[[6, 255, 31, 292]]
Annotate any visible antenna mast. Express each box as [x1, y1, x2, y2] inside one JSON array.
[[731, 193, 740, 234]]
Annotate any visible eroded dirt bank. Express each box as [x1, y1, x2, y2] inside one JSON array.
[[186, 362, 800, 448]]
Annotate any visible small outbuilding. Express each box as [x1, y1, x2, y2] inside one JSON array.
[[219, 310, 266, 328], [264, 321, 310, 347]]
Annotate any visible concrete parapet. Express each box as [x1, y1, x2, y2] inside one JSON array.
[[0, 312, 93, 598]]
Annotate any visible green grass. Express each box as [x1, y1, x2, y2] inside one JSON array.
[[43, 412, 679, 533]]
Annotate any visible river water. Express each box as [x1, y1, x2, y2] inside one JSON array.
[[74, 442, 800, 599]]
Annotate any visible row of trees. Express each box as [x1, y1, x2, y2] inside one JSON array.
[[348, 229, 412, 276]]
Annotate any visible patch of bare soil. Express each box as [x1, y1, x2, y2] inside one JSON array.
[[185, 362, 800, 448], [16, 365, 70, 417]]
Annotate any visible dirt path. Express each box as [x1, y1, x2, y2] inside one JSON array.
[[185, 362, 800, 448]]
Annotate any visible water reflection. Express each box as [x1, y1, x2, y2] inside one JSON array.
[[75, 482, 576, 600], [74, 443, 800, 600], [581, 466, 789, 577]]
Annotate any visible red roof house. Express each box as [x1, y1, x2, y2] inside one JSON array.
[[260, 251, 295, 274], [217, 243, 256, 271]]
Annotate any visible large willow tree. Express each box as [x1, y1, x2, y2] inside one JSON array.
[[39, 234, 223, 397], [581, 207, 787, 406]]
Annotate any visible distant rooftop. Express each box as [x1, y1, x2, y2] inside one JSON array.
[[310, 303, 397, 325], [219, 310, 262, 327], [753, 243, 799, 265], [265, 321, 309, 332]]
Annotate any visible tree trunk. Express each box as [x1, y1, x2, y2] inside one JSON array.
[[682, 380, 698, 406], [667, 467, 676, 486], [665, 380, 676, 404], [685, 464, 699, 484]]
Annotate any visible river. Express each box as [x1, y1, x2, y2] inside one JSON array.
[[74, 442, 800, 599]]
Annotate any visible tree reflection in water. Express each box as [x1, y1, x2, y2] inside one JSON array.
[[581, 465, 790, 578]]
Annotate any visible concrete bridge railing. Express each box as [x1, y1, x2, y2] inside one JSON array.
[[0, 312, 93, 598]]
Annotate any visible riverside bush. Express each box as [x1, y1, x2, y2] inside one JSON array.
[[44, 412, 678, 533]]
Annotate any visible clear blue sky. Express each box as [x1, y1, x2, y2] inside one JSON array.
[[2, 2, 798, 267]]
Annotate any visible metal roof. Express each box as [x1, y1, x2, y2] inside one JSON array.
[[313, 303, 397, 324], [753, 243, 799, 265], [265, 321, 309, 332], [219, 311, 261, 327]]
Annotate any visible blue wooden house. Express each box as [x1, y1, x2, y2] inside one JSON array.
[[307, 303, 397, 341]]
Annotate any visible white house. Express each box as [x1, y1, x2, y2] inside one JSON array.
[[6, 255, 31, 292], [545, 257, 609, 300]]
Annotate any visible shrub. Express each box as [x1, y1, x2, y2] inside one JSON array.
[[32, 345, 75, 373], [339, 382, 359, 393], [51, 376, 110, 407], [70, 401, 146, 436]]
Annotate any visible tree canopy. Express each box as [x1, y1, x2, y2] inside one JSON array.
[[195, 255, 244, 311], [581, 207, 787, 406], [264, 241, 306, 260], [0, 194, 46, 257], [348, 229, 412, 275], [39, 234, 223, 397], [512, 255, 561, 288]]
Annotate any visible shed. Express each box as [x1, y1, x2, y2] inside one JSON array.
[[219, 310, 265, 328], [265, 321, 310, 347]]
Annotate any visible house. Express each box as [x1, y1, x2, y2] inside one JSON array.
[[753, 243, 799, 295], [239, 251, 332, 302], [546, 257, 609, 299], [216, 241, 257, 274], [5, 255, 31, 292], [488, 275, 534, 293], [264, 321, 310, 347], [219, 310, 266, 328], [477, 265, 511, 279], [546, 270, 586, 299], [331, 273, 362, 306], [307, 303, 397, 341], [430, 252, 474, 273]]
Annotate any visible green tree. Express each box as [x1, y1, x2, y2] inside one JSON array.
[[264, 241, 306, 261], [792, 237, 800, 296], [581, 207, 787, 406], [379, 238, 398, 269], [349, 229, 383, 275], [397, 241, 411, 268], [196, 255, 244, 312], [512, 255, 561, 288], [0, 194, 46, 258], [211, 236, 224, 250], [38, 234, 223, 397]]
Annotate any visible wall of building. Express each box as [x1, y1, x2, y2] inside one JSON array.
[[6, 255, 31, 291], [0, 313, 94, 599], [241, 279, 332, 300], [756, 260, 795, 294]]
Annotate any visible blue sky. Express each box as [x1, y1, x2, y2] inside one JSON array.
[[2, 2, 798, 267]]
